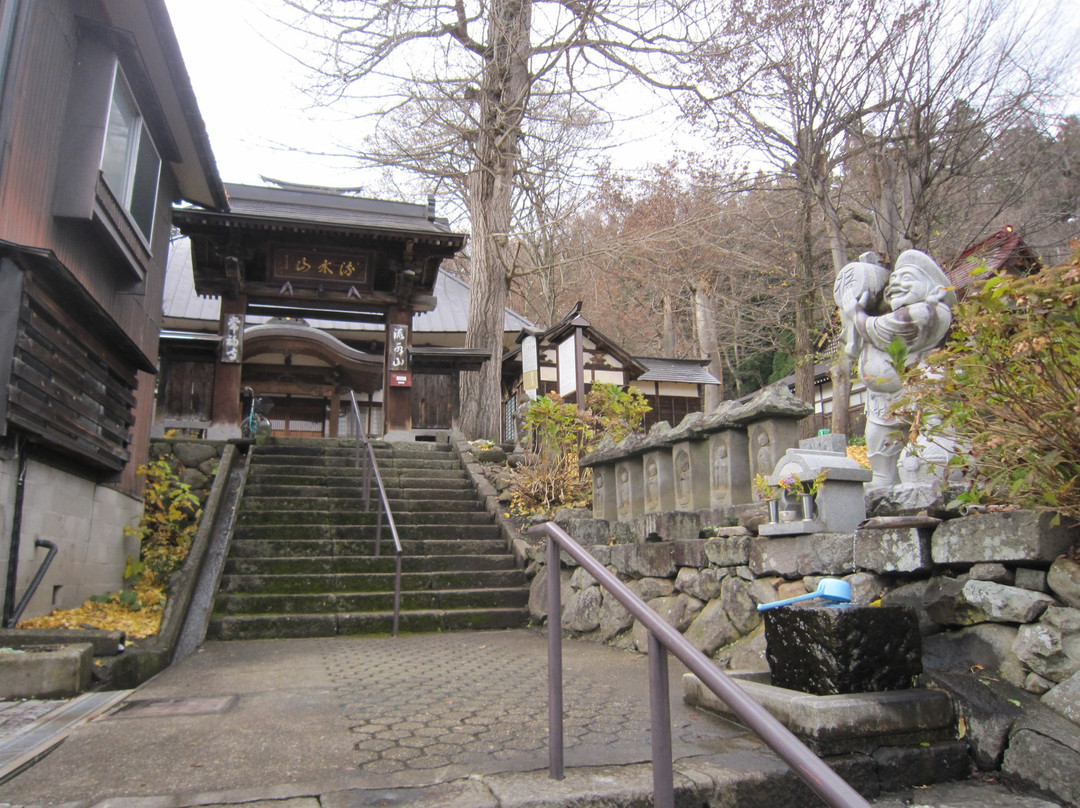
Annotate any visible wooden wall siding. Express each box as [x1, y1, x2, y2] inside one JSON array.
[[642, 395, 700, 432], [8, 274, 136, 471], [0, 2, 170, 365], [412, 372, 455, 430], [158, 358, 214, 423]]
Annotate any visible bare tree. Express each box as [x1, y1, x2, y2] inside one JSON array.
[[847, 0, 1075, 265], [686, 0, 919, 435], [280, 0, 718, 439]]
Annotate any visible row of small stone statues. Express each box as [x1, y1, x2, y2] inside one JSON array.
[[580, 384, 872, 536]]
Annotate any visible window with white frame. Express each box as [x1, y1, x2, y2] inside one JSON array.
[[100, 66, 160, 244]]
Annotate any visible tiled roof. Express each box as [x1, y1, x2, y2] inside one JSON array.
[[635, 357, 721, 385], [220, 183, 463, 241]]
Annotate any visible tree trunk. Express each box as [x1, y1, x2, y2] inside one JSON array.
[[693, 284, 723, 411], [830, 354, 852, 438], [458, 0, 532, 441], [662, 296, 678, 357]]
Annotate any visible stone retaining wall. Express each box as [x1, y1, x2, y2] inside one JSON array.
[[525, 507, 1080, 805]]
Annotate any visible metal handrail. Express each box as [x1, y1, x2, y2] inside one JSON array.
[[348, 390, 403, 637], [7, 539, 58, 627], [528, 520, 872, 808]]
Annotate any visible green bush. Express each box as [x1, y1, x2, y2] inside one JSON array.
[[907, 248, 1080, 520], [510, 383, 650, 516], [124, 459, 202, 590]]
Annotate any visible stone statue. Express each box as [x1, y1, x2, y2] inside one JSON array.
[[835, 250, 956, 487]]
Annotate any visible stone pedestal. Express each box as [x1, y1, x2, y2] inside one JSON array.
[[642, 449, 675, 514], [708, 429, 750, 508], [614, 458, 645, 520], [672, 440, 711, 511], [592, 464, 618, 522], [760, 447, 872, 537], [764, 605, 922, 695]]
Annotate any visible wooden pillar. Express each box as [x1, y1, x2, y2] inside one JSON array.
[[383, 306, 413, 437], [328, 388, 341, 438], [209, 294, 246, 438]]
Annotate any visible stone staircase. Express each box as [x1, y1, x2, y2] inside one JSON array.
[[207, 439, 529, 639]]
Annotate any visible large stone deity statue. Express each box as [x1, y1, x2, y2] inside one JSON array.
[[834, 250, 956, 487]]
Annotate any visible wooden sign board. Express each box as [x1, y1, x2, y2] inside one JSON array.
[[271, 246, 374, 291]]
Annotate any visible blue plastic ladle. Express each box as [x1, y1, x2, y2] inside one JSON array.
[[757, 578, 852, 611]]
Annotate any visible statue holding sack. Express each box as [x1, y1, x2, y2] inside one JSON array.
[[834, 250, 956, 487]]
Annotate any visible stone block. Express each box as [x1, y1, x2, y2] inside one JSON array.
[[675, 566, 726, 601], [591, 465, 618, 522], [683, 672, 955, 757], [626, 511, 705, 543], [607, 540, 705, 578], [931, 510, 1079, 565], [1042, 670, 1080, 726], [748, 536, 800, 577], [671, 440, 711, 511], [923, 623, 1026, 687], [1048, 556, 1080, 608], [0, 643, 93, 699], [925, 579, 1055, 626], [747, 418, 799, 481], [684, 599, 740, 656], [562, 585, 602, 633], [556, 517, 611, 547], [627, 577, 675, 601], [614, 458, 645, 520], [708, 429, 750, 508], [763, 605, 922, 695], [721, 575, 761, 636], [1015, 567, 1049, 593], [1002, 716, 1080, 807], [0, 628, 125, 656], [855, 526, 933, 573], [641, 450, 675, 514], [969, 562, 1013, 584], [597, 591, 634, 641], [749, 532, 860, 578], [1012, 606, 1080, 684], [704, 534, 750, 568]]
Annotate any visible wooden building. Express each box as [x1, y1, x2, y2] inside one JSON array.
[[0, 0, 225, 622], [162, 182, 519, 440], [500, 307, 722, 441]]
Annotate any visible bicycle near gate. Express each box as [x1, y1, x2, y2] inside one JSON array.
[[241, 387, 274, 438]]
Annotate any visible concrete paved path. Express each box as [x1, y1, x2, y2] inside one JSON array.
[[0, 630, 1064, 808]]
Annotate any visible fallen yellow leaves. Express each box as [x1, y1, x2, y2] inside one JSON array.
[[846, 444, 870, 468], [17, 595, 163, 639]]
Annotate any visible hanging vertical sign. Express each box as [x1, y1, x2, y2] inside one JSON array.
[[557, 336, 576, 398], [522, 334, 538, 400], [221, 314, 243, 363], [389, 323, 409, 371]]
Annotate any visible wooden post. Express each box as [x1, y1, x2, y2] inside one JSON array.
[[209, 294, 246, 437], [328, 387, 341, 438], [383, 307, 413, 437]]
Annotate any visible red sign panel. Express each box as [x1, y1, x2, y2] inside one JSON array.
[[390, 371, 412, 388]]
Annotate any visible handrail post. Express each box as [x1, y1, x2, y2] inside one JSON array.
[[647, 632, 675, 808], [547, 536, 565, 780], [529, 520, 872, 808]]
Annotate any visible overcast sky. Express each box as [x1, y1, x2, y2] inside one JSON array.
[[164, 1, 1078, 201], [163, 0, 693, 198]]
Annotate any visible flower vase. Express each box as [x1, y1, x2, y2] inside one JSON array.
[[767, 498, 780, 524], [799, 493, 815, 521]]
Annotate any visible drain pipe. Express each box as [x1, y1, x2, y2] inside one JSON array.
[[7, 539, 57, 627], [2, 436, 27, 627]]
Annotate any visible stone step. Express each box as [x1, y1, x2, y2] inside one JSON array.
[[206, 607, 529, 640], [234, 510, 492, 528], [245, 468, 472, 485], [228, 538, 508, 560], [230, 523, 502, 543], [237, 497, 482, 514], [223, 554, 518, 576], [242, 483, 475, 499], [249, 454, 462, 472], [218, 568, 526, 595], [214, 587, 529, 616]]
